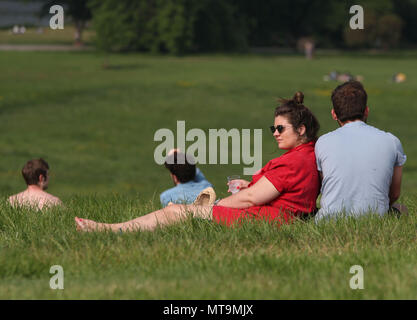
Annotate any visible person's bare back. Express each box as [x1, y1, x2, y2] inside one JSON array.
[[9, 186, 62, 210], [9, 158, 62, 211]]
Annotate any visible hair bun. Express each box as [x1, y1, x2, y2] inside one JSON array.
[[293, 91, 304, 104]]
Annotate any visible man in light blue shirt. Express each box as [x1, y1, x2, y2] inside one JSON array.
[[160, 150, 212, 207], [315, 81, 407, 220]]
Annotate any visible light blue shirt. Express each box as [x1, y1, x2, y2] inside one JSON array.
[[315, 121, 406, 220], [160, 168, 212, 207]]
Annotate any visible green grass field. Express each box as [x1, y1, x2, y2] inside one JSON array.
[[0, 50, 416, 299]]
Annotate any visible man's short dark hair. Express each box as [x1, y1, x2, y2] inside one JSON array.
[[22, 158, 49, 185], [164, 151, 196, 183], [331, 81, 368, 123]]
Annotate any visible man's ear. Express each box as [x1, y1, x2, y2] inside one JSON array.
[[37, 174, 46, 187], [364, 106, 369, 118], [331, 109, 338, 121], [170, 173, 180, 185]]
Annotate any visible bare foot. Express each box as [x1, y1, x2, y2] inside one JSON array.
[[75, 217, 100, 232]]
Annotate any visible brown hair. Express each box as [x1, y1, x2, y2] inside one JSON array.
[[331, 81, 367, 122], [164, 151, 196, 183], [275, 92, 320, 142], [22, 158, 49, 185]]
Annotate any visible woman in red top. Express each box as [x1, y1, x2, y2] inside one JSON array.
[[75, 92, 320, 232]]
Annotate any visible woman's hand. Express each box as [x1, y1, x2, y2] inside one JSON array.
[[227, 179, 250, 193], [218, 176, 280, 209]]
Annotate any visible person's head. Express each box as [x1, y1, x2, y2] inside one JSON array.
[[164, 151, 196, 185], [272, 92, 320, 150], [22, 158, 50, 190], [331, 80, 368, 124]]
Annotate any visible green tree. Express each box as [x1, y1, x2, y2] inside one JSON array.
[[39, 0, 92, 45], [192, 0, 248, 52], [86, 0, 414, 52], [150, 0, 197, 54], [344, 0, 404, 49], [231, 0, 351, 48], [90, 0, 247, 54], [89, 0, 155, 52], [393, 0, 417, 45], [377, 14, 403, 49]]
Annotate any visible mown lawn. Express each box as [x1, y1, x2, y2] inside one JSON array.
[[0, 51, 416, 299], [1, 197, 416, 299]]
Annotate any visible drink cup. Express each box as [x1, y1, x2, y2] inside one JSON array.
[[227, 175, 241, 194]]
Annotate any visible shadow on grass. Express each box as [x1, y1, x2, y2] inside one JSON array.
[[101, 63, 147, 71]]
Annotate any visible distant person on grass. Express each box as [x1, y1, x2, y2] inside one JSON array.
[[160, 149, 212, 207], [75, 92, 321, 232], [315, 81, 407, 220], [9, 158, 62, 210]]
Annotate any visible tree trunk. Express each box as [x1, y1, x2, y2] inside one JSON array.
[[74, 20, 85, 46]]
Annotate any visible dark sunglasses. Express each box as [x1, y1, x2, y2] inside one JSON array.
[[269, 125, 287, 134]]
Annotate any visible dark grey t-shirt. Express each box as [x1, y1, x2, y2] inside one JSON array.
[[315, 121, 406, 220]]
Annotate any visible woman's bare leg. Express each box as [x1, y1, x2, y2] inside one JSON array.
[[75, 204, 213, 232]]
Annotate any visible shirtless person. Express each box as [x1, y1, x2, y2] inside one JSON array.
[[9, 158, 62, 210]]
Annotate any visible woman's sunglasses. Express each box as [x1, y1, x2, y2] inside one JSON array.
[[270, 125, 287, 134]]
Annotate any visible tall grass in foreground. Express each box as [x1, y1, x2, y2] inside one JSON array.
[[0, 196, 416, 299]]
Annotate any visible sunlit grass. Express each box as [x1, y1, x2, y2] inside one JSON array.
[[0, 197, 416, 299], [0, 51, 416, 298]]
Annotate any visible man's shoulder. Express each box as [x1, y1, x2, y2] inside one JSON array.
[[193, 178, 212, 188], [361, 123, 391, 135], [383, 131, 402, 144], [46, 193, 62, 204], [8, 193, 18, 204], [317, 123, 396, 144], [9, 193, 18, 201], [360, 124, 403, 147], [8, 190, 61, 209], [8, 190, 27, 203], [9, 190, 26, 198], [160, 185, 181, 198], [160, 184, 192, 206], [34, 190, 58, 200]]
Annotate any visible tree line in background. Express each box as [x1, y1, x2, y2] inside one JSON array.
[[36, 0, 417, 53]]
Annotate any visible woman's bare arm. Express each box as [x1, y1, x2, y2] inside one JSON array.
[[217, 176, 279, 209]]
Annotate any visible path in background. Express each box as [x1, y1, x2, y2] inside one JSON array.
[[0, 44, 93, 51]]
